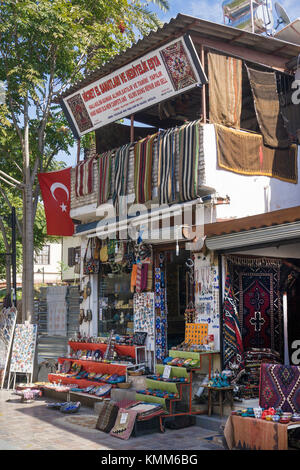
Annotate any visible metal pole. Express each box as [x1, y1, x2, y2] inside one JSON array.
[[250, 0, 255, 33], [200, 45, 207, 123], [130, 115, 134, 142], [283, 292, 290, 366], [11, 207, 17, 307]]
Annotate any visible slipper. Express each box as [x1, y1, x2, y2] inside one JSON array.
[[60, 402, 81, 414]]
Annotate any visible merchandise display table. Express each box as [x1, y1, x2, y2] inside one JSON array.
[[68, 341, 138, 360], [133, 350, 219, 432], [224, 415, 300, 450], [57, 358, 128, 376], [168, 349, 220, 379], [47, 375, 107, 389], [202, 385, 234, 417]]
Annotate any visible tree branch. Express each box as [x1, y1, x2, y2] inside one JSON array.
[[0, 185, 22, 236]]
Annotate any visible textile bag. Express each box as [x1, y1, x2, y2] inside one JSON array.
[[83, 239, 100, 275], [100, 240, 109, 263], [96, 401, 119, 433]]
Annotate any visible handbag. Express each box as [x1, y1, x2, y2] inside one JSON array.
[[94, 238, 101, 260], [83, 239, 100, 275], [100, 240, 109, 263]]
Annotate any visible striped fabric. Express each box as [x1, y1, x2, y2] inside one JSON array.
[[75, 156, 96, 197], [134, 134, 157, 204], [136, 264, 142, 293], [113, 143, 133, 206], [178, 120, 200, 202], [98, 150, 113, 205], [157, 128, 176, 205]]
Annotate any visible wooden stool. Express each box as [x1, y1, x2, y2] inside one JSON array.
[[202, 385, 234, 417]]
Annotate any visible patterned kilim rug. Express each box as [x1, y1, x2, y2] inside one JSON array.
[[259, 363, 300, 413], [227, 256, 283, 357]]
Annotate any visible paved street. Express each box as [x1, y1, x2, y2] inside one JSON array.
[[0, 390, 224, 451]]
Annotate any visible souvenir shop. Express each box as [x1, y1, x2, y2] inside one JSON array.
[[76, 232, 219, 371], [203, 215, 300, 416]]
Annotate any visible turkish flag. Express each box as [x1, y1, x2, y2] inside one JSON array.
[[38, 168, 74, 236]]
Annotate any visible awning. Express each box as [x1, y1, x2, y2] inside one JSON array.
[[74, 198, 206, 242], [205, 206, 300, 251]]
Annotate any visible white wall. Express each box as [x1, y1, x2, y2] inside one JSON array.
[[26, 242, 62, 285], [61, 236, 80, 282], [203, 124, 300, 221]]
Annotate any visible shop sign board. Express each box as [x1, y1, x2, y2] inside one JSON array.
[[62, 34, 207, 138]]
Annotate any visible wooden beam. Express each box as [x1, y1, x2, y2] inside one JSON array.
[[192, 36, 290, 73]]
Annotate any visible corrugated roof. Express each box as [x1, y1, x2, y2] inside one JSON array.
[[204, 206, 300, 238], [58, 13, 300, 101]]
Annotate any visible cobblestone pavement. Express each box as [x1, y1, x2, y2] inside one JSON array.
[[0, 390, 224, 451]]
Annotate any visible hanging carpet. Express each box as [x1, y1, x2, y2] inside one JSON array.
[[98, 150, 113, 205], [223, 273, 244, 371], [208, 52, 242, 129], [246, 66, 290, 149], [227, 256, 283, 357], [75, 156, 96, 197], [112, 143, 133, 206], [178, 120, 200, 202], [134, 133, 156, 204], [215, 123, 298, 184], [157, 128, 177, 205]]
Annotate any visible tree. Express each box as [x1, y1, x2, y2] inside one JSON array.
[[0, 0, 169, 321], [0, 110, 69, 297]]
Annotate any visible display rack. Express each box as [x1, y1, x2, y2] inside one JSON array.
[[67, 341, 146, 368], [48, 341, 146, 389], [134, 349, 219, 432]]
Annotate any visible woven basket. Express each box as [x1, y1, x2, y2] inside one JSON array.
[[117, 382, 132, 389], [128, 370, 144, 376]]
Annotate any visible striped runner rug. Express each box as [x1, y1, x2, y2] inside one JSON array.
[[157, 128, 176, 205], [178, 120, 200, 202], [134, 133, 157, 203], [98, 150, 113, 205], [113, 143, 133, 206], [75, 156, 96, 197]]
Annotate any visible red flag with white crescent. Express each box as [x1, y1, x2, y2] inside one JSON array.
[[38, 168, 74, 236]]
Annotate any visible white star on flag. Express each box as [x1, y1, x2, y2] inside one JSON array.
[[60, 202, 67, 212]]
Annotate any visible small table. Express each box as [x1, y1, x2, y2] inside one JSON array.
[[202, 385, 234, 417]]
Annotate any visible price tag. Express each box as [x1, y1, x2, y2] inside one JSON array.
[[162, 365, 171, 379], [120, 413, 128, 425]]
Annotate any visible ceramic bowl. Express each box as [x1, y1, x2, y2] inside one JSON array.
[[265, 415, 273, 421], [291, 414, 300, 422], [254, 407, 262, 419], [272, 415, 280, 422], [281, 412, 292, 418], [280, 417, 290, 424]]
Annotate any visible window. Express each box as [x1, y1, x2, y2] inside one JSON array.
[[35, 245, 50, 265]]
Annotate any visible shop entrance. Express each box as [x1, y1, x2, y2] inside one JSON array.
[[158, 249, 191, 350]]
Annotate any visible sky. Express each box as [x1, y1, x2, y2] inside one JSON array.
[[58, 0, 300, 167]]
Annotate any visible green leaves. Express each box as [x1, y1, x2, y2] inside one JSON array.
[[0, 0, 169, 290]]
